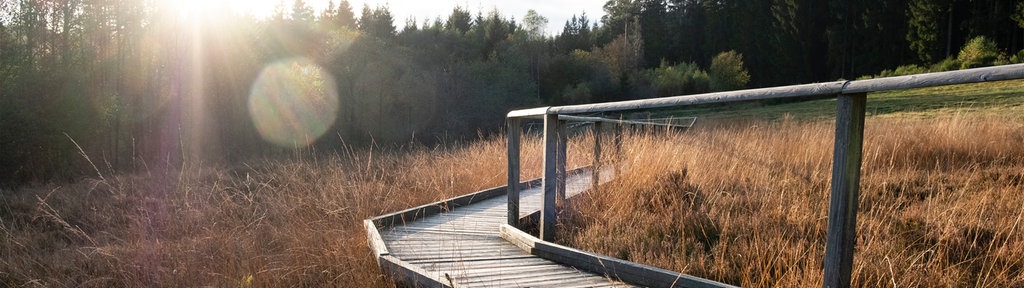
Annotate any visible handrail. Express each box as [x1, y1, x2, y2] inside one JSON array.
[[505, 64, 1024, 288], [507, 64, 1024, 118]]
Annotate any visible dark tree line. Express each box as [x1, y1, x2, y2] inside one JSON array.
[[1, 0, 1022, 185]]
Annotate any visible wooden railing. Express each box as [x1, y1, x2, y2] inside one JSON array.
[[504, 64, 1024, 288]]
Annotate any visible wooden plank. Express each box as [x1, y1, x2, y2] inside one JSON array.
[[381, 232, 498, 241], [502, 273, 626, 287], [388, 246, 525, 257], [557, 115, 696, 128], [419, 257, 553, 272], [455, 269, 602, 285], [507, 64, 1024, 117], [544, 81, 845, 115], [373, 179, 543, 229], [506, 106, 550, 118], [823, 93, 867, 288], [507, 117, 521, 227], [500, 224, 736, 288], [441, 263, 565, 276], [364, 219, 389, 257], [842, 63, 1024, 94], [541, 114, 559, 241], [379, 255, 453, 288], [405, 255, 538, 265]]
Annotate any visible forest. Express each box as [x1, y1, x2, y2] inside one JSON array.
[[2, 0, 1023, 185]]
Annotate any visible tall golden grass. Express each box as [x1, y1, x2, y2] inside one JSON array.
[[0, 137, 549, 287], [3, 115, 1021, 287], [560, 115, 1024, 287]]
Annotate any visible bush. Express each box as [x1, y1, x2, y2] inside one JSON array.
[[874, 64, 928, 78], [1011, 49, 1024, 64], [957, 36, 1000, 69], [929, 57, 960, 72], [709, 51, 750, 92], [562, 82, 592, 104], [647, 61, 710, 97]]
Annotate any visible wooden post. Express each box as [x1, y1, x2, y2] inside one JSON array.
[[557, 120, 568, 203], [592, 121, 602, 192], [507, 117, 521, 227], [823, 93, 867, 288], [541, 114, 559, 241]]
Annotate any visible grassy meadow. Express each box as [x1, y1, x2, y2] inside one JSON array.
[[2, 80, 1023, 287]]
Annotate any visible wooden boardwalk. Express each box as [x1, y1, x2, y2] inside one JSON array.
[[367, 168, 635, 287]]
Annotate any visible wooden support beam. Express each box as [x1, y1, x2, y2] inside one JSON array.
[[823, 93, 867, 288], [500, 224, 736, 288], [507, 118, 521, 227], [541, 114, 559, 241], [556, 120, 568, 203], [592, 122, 603, 193]]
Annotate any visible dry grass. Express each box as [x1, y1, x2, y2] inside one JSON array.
[[0, 136, 554, 287], [3, 114, 1023, 287], [559, 115, 1024, 287]]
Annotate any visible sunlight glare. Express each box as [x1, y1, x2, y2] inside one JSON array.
[[248, 58, 340, 148]]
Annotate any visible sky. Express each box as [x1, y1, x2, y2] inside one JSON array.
[[230, 0, 608, 36]]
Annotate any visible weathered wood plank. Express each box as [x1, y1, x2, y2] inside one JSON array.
[[388, 246, 525, 257], [502, 273, 626, 287], [379, 255, 453, 288], [441, 263, 565, 276], [500, 224, 736, 288], [842, 63, 1024, 94], [507, 64, 1024, 117], [419, 257, 553, 272], [507, 117, 521, 227], [823, 93, 867, 288], [364, 219, 389, 257], [545, 81, 845, 115], [404, 255, 538, 264], [372, 167, 618, 287], [541, 114, 559, 241], [455, 269, 604, 285], [373, 178, 542, 229]]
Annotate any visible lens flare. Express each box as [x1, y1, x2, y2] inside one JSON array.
[[248, 57, 339, 148]]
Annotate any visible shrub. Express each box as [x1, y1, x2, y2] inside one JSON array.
[[875, 64, 928, 78], [709, 50, 750, 92], [647, 61, 710, 97], [562, 82, 593, 104], [1011, 49, 1024, 64], [957, 36, 999, 69], [929, 57, 960, 72]]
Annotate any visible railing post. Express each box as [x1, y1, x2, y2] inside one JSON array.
[[557, 120, 568, 203], [507, 117, 521, 227], [592, 121, 603, 193], [823, 93, 867, 288], [541, 114, 559, 241]]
